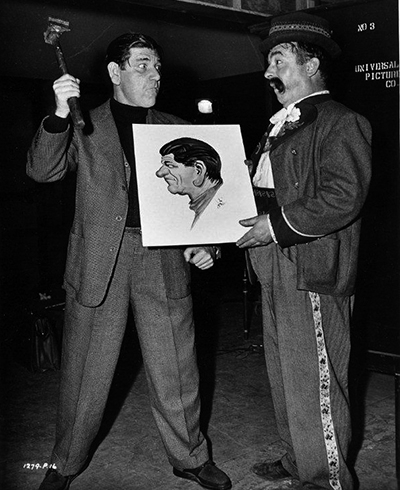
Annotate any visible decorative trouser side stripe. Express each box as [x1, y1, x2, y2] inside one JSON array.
[[309, 291, 342, 490]]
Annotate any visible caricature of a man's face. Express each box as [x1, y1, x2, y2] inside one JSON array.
[[156, 153, 199, 198]]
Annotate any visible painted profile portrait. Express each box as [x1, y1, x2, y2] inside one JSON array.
[[156, 137, 224, 229], [133, 124, 257, 246]]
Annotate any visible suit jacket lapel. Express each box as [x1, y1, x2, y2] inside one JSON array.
[[89, 101, 126, 182]]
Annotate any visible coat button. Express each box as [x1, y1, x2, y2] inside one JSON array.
[[291, 149, 297, 155], [116, 215, 122, 221], [294, 182, 299, 189]]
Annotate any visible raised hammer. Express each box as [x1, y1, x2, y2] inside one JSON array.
[[44, 17, 85, 129]]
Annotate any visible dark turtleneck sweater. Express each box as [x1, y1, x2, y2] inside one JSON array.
[[44, 98, 148, 228], [110, 98, 148, 227]]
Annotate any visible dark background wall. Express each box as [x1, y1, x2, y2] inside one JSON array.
[[314, 0, 399, 360], [0, 0, 266, 82]]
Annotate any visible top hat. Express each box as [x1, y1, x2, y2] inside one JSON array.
[[259, 12, 341, 59]]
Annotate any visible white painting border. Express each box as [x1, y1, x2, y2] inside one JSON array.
[[133, 124, 257, 246]]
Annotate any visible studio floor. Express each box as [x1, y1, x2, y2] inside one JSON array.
[[0, 255, 397, 490]]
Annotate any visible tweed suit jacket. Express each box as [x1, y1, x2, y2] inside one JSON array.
[[250, 94, 372, 296], [27, 100, 191, 307]]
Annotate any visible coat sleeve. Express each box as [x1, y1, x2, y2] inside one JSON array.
[[26, 117, 78, 183], [269, 110, 372, 248]]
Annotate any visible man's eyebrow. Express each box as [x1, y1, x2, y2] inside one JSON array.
[[268, 49, 285, 60], [133, 55, 151, 62], [133, 54, 161, 63]]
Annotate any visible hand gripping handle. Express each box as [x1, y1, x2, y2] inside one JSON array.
[[54, 42, 85, 129]]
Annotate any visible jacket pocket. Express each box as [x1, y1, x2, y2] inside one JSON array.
[[297, 236, 340, 292]]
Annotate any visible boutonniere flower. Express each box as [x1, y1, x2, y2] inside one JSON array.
[[277, 106, 303, 137], [286, 106, 301, 123], [262, 105, 304, 152]]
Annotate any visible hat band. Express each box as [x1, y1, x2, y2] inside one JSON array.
[[270, 22, 332, 39]]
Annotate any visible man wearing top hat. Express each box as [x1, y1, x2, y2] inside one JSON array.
[[237, 12, 371, 490]]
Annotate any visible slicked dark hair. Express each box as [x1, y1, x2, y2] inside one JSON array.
[[106, 32, 162, 69], [160, 137, 223, 185]]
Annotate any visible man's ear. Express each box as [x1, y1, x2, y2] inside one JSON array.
[[306, 57, 320, 77], [107, 62, 121, 85], [193, 161, 207, 187]]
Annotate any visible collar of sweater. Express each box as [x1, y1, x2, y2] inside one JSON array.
[[110, 97, 149, 123]]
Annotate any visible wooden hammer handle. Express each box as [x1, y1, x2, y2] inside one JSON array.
[[54, 43, 85, 129]]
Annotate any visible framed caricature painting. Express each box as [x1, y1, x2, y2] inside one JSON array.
[[133, 124, 257, 246]]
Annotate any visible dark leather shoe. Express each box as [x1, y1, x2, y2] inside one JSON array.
[[173, 460, 232, 490], [38, 468, 78, 490], [252, 459, 294, 481]]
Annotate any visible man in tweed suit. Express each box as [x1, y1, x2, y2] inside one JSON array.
[[236, 13, 371, 490], [27, 33, 231, 490]]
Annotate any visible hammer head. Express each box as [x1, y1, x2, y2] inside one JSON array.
[[44, 17, 70, 45]]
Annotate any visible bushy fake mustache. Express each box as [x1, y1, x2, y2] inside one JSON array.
[[269, 77, 285, 93]]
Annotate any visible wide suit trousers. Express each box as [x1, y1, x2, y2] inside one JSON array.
[[249, 244, 354, 490], [51, 228, 209, 475]]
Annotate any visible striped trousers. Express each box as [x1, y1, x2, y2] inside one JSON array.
[[249, 244, 354, 490]]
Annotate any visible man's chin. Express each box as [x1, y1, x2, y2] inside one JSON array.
[[275, 91, 288, 104], [166, 185, 179, 195], [167, 188, 188, 197], [142, 100, 156, 108]]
